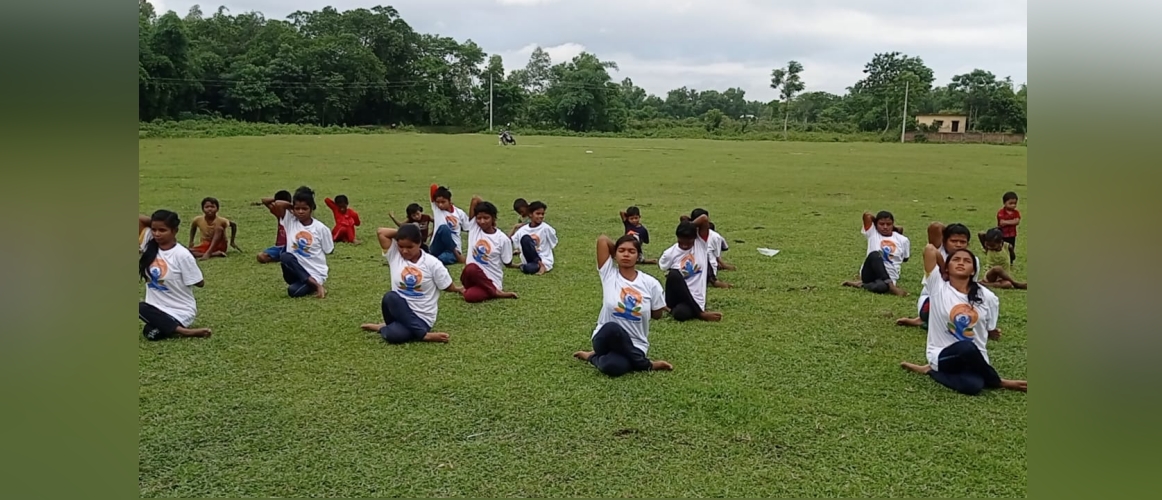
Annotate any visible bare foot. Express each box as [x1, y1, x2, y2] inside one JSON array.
[[498, 291, 518, 299], [177, 327, 212, 338], [900, 361, 931, 374], [712, 280, 732, 289], [896, 317, 924, 327], [700, 311, 723, 321], [316, 285, 326, 299], [988, 328, 1002, 340], [573, 351, 593, 361], [1014, 282, 1027, 290], [651, 360, 674, 371], [351, 239, 361, 246], [721, 264, 737, 271], [536, 262, 547, 275], [423, 332, 450, 343], [842, 280, 862, 288], [889, 285, 908, 297], [361, 323, 385, 332], [1001, 379, 1027, 392]]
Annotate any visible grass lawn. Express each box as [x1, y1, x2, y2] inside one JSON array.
[[138, 134, 1027, 497]]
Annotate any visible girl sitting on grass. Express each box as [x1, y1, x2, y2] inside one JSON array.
[[266, 186, 334, 298], [138, 210, 212, 340], [978, 228, 1028, 290], [459, 196, 520, 303], [362, 225, 464, 344], [658, 213, 723, 322], [574, 234, 673, 377], [900, 244, 1025, 395]]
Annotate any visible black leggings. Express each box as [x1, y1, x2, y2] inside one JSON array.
[[665, 269, 702, 321], [139, 302, 180, 341], [929, 340, 1002, 395], [589, 323, 652, 377], [859, 251, 891, 294]]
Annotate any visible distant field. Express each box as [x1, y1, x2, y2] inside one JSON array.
[[138, 134, 1027, 497]]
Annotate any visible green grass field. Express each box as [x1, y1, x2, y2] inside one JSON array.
[[138, 134, 1027, 497]]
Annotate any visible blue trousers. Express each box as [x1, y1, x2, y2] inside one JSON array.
[[280, 251, 316, 297], [929, 340, 1002, 395], [589, 323, 652, 377], [428, 225, 459, 265], [379, 291, 431, 344], [519, 234, 542, 274]]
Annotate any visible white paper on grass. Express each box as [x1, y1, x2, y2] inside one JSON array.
[[757, 248, 780, 257]]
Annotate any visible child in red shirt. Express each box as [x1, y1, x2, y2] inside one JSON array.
[[326, 195, 361, 244], [996, 191, 1021, 265]]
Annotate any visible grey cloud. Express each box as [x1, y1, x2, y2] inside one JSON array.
[[156, 0, 1026, 99]]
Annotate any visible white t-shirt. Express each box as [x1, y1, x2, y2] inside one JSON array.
[[924, 265, 999, 371], [430, 202, 470, 253], [917, 246, 982, 313], [384, 240, 454, 329], [142, 239, 204, 327], [511, 222, 559, 271], [282, 212, 335, 284], [464, 218, 513, 290], [704, 229, 728, 272], [658, 236, 710, 309], [860, 226, 910, 283], [592, 258, 666, 355]]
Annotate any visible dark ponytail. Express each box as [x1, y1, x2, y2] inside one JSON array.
[[947, 248, 983, 305], [139, 210, 181, 281]]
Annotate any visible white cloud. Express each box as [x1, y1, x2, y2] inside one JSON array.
[[496, 0, 559, 5]]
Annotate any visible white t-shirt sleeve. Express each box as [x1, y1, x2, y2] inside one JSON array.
[[432, 260, 454, 290], [658, 246, 677, 270], [648, 276, 666, 312], [179, 249, 204, 287], [319, 222, 335, 254], [546, 226, 558, 249], [861, 224, 874, 238], [598, 256, 617, 279], [458, 209, 472, 232], [924, 260, 944, 289], [500, 235, 513, 265], [901, 235, 911, 261], [985, 291, 1000, 331]]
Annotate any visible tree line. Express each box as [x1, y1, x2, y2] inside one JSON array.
[[139, 1, 1027, 135]]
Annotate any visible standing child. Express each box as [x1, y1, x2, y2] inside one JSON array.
[[573, 234, 673, 377], [978, 228, 1028, 290], [459, 196, 519, 303], [390, 203, 434, 253], [659, 214, 723, 322], [325, 194, 361, 244], [255, 190, 292, 264], [361, 225, 465, 344], [996, 191, 1021, 266], [620, 206, 656, 264], [509, 198, 531, 238], [511, 201, 558, 275], [189, 197, 241, 260], [428, 184, 471, 265], [139, 210, 212, 340], [843, 211, 911, 296], [267, 186, 334, 298]]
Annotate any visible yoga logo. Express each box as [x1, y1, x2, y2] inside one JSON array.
[[613, 287, 644, 321], [147, 258, 169, 291], [946, 303, 979, 341], [472, 238, 493, 264], [398, 266, 424, 297], [292, 230, 314, 257], [444, 214, 459, 231], [678, 253, 702, 278], [880, 239, 898, 262]]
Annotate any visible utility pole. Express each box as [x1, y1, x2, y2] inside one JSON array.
[[900, 80, 909, 143], [489, 71, 494, 132]]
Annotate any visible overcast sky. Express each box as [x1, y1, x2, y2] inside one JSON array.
[[151, 0, 1027, 101]]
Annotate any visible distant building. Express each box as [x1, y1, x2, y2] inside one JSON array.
[[915, 113, 968, 133]]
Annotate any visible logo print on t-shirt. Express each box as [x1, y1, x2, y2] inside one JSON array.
[[613, 287, 644, 321], [678, 253, 702, 278], [147, 258, 169, 291], [292, 230, 314, 257], [444, 214, 459, 231], [398, 266, 424, 297], [946, 303, 979, 341], [472, 239, 493, 264], [880, 239, 898, 263]]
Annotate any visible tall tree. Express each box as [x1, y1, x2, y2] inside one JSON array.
[[770, 60, 805, 139], [850, 52, 934, 132]]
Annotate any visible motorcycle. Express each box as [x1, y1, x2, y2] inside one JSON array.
[[498, 130, 516, 145]]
